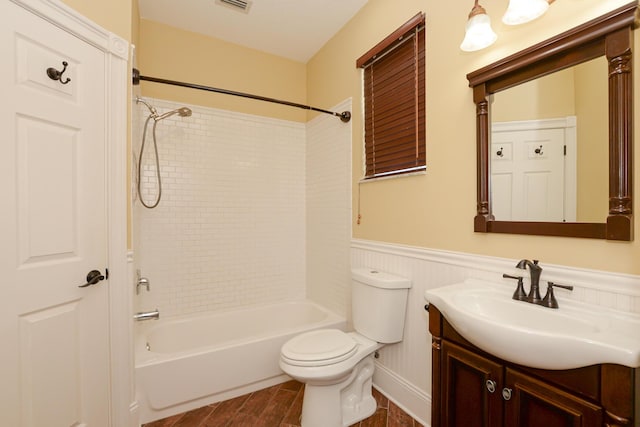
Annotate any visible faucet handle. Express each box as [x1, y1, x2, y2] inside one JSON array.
[[541, 281, 574, 309], [503, 274, 527, 301], [548, 281, 574, 291], [136, 275, 151, 294]]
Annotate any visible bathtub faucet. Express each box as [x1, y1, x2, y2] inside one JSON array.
[[134, 309, 159, 321]]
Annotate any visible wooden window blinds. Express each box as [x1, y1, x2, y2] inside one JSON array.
[[357, 13, 426, 179]]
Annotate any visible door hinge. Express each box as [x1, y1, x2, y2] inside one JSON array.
[[105, 268, 109, 280], [564, 145, 567, 156]]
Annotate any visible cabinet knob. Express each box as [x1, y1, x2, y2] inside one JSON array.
[[485, 379, 497, 393], [502, 387, 513, 401]]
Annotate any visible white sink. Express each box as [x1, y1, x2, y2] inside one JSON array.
[[424, 278, 640, 370]]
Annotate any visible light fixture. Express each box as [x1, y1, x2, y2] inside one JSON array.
[[460, 0, 555, 52], [502, 0, 551, 25], [460, 0, 498, 52]]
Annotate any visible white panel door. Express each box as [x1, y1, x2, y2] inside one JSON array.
[[492, 127, 566, 222], [0, 2, 110, 426]]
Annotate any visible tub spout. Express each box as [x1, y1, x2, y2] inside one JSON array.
[[134, 309, 159, 321]]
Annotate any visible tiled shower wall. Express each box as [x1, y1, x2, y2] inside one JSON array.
[[306, 99, 352, 318], [133, 99, 307, 318]]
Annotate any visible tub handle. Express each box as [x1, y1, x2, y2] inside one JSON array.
[[136, 270, 151, 294]]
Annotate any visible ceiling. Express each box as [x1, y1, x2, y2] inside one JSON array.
[[137, 0, 369, 63]]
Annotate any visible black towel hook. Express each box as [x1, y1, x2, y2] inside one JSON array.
[[46, 61, 71, 85]]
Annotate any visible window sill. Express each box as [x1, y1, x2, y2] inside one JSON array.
[[359, 167, 426, 184]]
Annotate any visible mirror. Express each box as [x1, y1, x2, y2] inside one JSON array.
[[467, 3, 635, 240], [490, 56, 608, 223]]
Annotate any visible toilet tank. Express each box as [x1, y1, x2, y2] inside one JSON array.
[[351, 268, 412, 343]]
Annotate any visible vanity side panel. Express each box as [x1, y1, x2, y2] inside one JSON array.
[[429, 307, 443, 427], [601, 364, 636, 426], [636, 369, 639, 427]]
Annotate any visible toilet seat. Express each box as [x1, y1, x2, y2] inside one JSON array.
[[281, 329, 358, 367]]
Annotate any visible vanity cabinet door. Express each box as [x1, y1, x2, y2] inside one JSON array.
[[441, 341, 503, 427], [504, 368, 602, 427]]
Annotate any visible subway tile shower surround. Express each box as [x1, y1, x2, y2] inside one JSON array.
[[134, 99, 307, 319], [133, 98, 352, 321]]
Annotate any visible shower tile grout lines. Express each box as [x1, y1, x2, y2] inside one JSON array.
[[142, 379, 424, 427]]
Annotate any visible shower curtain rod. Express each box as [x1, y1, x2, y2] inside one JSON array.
[[132, 68, 351, 123]]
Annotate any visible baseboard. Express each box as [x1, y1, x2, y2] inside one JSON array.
[[373, 362, 431, 427]]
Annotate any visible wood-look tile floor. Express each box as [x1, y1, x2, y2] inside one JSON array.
[[142, 380, 424, 427]]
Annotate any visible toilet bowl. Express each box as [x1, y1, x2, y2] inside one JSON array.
[[279, 268, 411, 427], [280, 329, 383, 427]]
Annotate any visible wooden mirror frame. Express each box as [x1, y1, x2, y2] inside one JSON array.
[[468, 3, 636, 241]]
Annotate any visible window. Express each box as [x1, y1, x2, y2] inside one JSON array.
[[357, 13, 426, 179]]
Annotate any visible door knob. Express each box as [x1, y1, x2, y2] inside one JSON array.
[[486, 380, 497, 393], [79, 269, 105, 288]]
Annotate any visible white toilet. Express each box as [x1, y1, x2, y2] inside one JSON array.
[[279, 268, 412, 427]]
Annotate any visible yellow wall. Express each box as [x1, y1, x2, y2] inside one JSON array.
[[137, 19, 307, 122], [59, 0, 640, 274], [491, 68, 575, 121], [307, 0, 640, 274], [132, 0, 140, 51], [575, 58, 609, 222], [61, 0, 132, 41], [61, 0, 137, 247]]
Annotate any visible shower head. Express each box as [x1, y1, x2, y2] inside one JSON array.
[[136, 97, 158, 116], [155, 107, 192, 121]]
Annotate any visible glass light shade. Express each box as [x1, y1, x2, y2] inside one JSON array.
[[460, 12, 498, 52], [502, 0, 549, 25]]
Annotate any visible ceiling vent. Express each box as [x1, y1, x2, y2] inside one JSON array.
[[216, 0, 252, 13]]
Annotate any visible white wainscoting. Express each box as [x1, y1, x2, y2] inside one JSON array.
[[351, 239, 640, 427]]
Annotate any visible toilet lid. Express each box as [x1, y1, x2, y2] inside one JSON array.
[[281, 329, 357, 367]]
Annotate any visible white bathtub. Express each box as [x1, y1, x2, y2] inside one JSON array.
[[135, 300, 346, 424]]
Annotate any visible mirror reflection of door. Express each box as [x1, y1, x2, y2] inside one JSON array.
[[490, 56, 608, 223], [491, 118, 576, 222]]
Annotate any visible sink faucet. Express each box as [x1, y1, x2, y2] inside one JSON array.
[[516, 259, 542, 304]]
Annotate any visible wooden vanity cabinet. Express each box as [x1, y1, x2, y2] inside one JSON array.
[[429, 306, 638, 427]]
